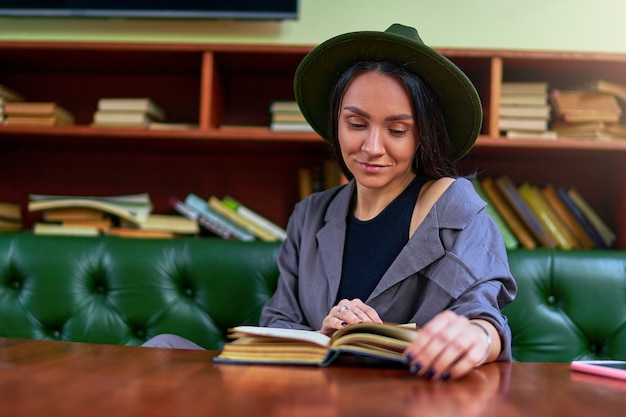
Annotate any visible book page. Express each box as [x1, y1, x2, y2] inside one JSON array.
[[229, 326, 331, 347]]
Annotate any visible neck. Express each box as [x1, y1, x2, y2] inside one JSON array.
[[353, 174, 416, 220]]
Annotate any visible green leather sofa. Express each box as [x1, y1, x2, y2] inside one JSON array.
[[1, 233, 625, 362]]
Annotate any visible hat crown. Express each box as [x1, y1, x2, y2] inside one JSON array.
[[385, 23, 424, 44]]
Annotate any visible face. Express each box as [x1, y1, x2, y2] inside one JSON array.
[[338, 71, 419, 193]]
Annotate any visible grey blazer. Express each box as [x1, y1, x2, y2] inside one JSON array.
[[260, 177, 518, 360]]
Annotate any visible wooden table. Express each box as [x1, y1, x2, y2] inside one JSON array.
[[1, 338, 624, 417]]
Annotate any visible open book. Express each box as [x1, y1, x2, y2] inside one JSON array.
[[214, 323, 419, 367]]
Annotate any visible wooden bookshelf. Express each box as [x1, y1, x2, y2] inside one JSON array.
[[1, 41, 625, 248]]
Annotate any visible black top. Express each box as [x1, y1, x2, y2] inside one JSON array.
[[337, 176, 429, 302]]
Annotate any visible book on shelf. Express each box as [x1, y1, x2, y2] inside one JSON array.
[[33, 222, 101, 237], [4, 115, 74, 126], [108, 228, 176, 239], [555, 187, 607, 249], [499, 93, 548, 106], [169, 196, 238, 240], [61, 218, 113, 234], [184, 194, 254, 241], [0, 201, 22, 232], [501, 81, 549, 95], [574, 79, 626, 103], [270, 121, 314, 132], [549, 90, 622, 123], [271, 112, 308, 123], [498, 117, 549, 132], [566, 187, 616, 248], [0, 201, 21, 222], [0, 218, 22, 232], [148, 122, 197, 130], [169, 194, 257, 241], [221, 196, 287, 241], [495, 176, 557, 248], [269, 101, 301, 113], [207, 196, 278, 242], [505, 130, 558, 140], [541, 184, 595, 249], [214, 323, 418, 367], [43, 207, 107, 221], [0, 84, 25, 102], [28, 193, 152, 225], [119, 214, 199, 236], [480, 177, 537, 249], [552, 121, 626, 140], [499, 105, 551, 119], [96, 98, 166, 121], [518, 183, 577, 250], [470, 178, 519, 250], [4, 102, 74, 126], [92, 110, 155, 127]]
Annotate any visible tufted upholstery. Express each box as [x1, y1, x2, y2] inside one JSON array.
[[504, 249, 626, 362], [0, 233, 280, 350], [1, 233, 625, 362]]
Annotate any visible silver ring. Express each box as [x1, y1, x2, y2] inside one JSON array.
[[336, 305, 350, 316]]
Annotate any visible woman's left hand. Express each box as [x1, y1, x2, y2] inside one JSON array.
[[403, 310, 499, 380]]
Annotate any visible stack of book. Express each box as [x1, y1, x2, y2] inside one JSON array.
[[170, 194, 286, 242], [92, 98, 166, 128], [498, 81, 555, 139], [550, 79, 626, 140], [298, 160, 347, 200], [0, 201, 22, 233], [0, 84, 25, 124], [474, 176, 616, 250], [269, 101, 313, 132], [28, 193, 153, 237], [3, 101, 74, 127]]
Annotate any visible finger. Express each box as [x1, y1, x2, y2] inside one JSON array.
[[404, 311, 460, 377], [350, 299, 383, 323]]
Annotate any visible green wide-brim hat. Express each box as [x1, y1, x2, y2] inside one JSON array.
[[294, 23, 482, 160]]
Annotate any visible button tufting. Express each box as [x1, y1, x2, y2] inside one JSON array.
[[184, 287, 194, 297], [10, 280, 21, 290], [546, 295, 556, 305]]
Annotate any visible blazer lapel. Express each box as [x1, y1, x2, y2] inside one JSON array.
[[316, 182, 354, 301]]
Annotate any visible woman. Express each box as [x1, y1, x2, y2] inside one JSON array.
[[259, 23, 517, 380]]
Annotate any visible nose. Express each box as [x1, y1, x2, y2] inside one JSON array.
[[361, 127, 384, 155]]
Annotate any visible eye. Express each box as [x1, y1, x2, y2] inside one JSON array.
[[389, 129, 408, 137]]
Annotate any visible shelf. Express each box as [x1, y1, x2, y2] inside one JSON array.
[[1, 41, 625, 248]]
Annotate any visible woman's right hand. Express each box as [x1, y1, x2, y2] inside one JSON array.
[[320, 298, 383, 336]]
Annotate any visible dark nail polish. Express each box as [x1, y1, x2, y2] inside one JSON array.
[[409, 362, 422, 374], [425, 369, 435, 380], [341, 322, 348, 327], [440, 371, 451, 381], [403, 353, 414, 364]]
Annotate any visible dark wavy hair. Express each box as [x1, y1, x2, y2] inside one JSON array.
[[327, 61, 458, 179]]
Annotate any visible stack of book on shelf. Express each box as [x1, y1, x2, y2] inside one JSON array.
[[3, 101, 74, 127], [550, 79, 626, 140], [0, 84, 25, 124], [498, 81, 556, 139], [112, 214, 199, 238], [0, 201, 22, 233], [269, 101, 313, 132], [28, 193, 154, 237], [474, 176, 616, 250], [92, 98, 166, 128], [170, 194, 286, 242], [298, 160, 348, 200]]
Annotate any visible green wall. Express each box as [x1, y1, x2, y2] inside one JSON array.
[[0, 0, 624, 53]]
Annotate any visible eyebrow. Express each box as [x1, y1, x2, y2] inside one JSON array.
[[342, 105, 413, 122]]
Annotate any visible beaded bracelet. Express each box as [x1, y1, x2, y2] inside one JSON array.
[[470, 321, 492, 367]]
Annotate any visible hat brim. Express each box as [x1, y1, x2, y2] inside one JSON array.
[[294, 30, 482, 160]]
